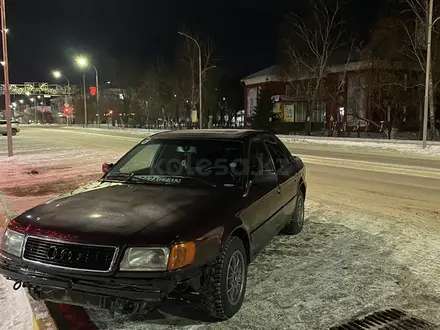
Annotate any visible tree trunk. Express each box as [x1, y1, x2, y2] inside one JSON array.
[[428, 70, 437, 140]]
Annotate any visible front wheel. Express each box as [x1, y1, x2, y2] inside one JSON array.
[[11, 129, 17, 136], [200, 236, 248, 320], [281, 192, 305, 235]]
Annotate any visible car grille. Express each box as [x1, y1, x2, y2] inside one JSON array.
[[23, 237, 117, 272]]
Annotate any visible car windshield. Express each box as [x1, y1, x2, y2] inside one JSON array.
[[105, 138, 244, 187]]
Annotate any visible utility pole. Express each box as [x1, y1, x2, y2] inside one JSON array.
[[83, 74, 87, 127], [423, 0, 434, 149], [34, 98, 37, 124], [93, 65, 100, 128], [1, 0, 12, 156]]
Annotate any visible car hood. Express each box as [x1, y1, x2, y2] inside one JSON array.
[[14, 181, 242, 245]]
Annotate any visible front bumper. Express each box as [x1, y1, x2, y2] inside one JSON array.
[[0, 252, 202, 310]]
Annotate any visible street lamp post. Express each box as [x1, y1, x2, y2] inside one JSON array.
[[52, 70, 71, 125], [1, 0, 12, 156], [83, 74, 87, 127], [75, 56, 100, 127], [423, 0, 434, 149], [422, 1, 440, 148], [30, 97, 37, 123], [178, 32, 203, 129]]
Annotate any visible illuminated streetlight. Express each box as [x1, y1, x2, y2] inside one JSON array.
[[37, 95, 41, 99], [51, 69, 70, 105], [25, 91, 30, 96], [52, 70, 62, 79], [19, 100, 23, 104], [0, 61, 4, 66], [30, 97, 34, 102], [75, 56, 88, 68], [75, 55, 100, 127]]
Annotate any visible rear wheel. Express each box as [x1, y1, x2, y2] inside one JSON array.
[[200, 236, 248, 320], [11, 129, 17, 136], [281, 192, 305, 235]]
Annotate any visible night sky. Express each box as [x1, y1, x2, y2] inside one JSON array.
[[5, 0, 385, 84]]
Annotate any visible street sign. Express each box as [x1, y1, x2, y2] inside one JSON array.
[[63, 106, 72, 114]]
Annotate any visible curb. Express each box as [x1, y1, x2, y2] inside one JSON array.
[[0, 190, 58, 330]]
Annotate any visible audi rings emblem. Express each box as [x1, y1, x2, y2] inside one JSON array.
[[46, 246, 81, 262]]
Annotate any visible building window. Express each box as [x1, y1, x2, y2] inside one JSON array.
[[294, 101, 307, 122], [312, 101, 326, 122]]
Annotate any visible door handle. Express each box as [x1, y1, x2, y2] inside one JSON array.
[[277, 185, 281, 194]]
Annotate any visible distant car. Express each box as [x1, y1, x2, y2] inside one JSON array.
[[0, 129, 306, 320], [0, 120, 20, 136]]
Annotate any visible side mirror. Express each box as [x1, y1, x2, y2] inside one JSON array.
[[250, 171, 278, 187], [102, 162, 113, 174]]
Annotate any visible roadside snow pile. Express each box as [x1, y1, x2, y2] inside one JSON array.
[[67, 125, 164, 136], [282, 136, 440, 156], [63, 126, 440, 156], [0, 276, 33, 330]]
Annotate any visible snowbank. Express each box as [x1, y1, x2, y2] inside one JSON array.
[[281, 136, 440, 156], [56, 126, 440, 156], [0, 275, 33, 330]]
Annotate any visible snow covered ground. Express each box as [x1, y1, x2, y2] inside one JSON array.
[[0, 275, 33, 330]]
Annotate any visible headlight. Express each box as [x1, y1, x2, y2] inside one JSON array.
[[120, 247, 170, 271], [1, 228, 25, 257]]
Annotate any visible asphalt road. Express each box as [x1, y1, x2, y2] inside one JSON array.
[[1, 126, 440, 329]]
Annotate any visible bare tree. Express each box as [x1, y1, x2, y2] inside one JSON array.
[[285, 0, 347, 128], [178, 27, 216, 125], [400, 0, 439, 139]]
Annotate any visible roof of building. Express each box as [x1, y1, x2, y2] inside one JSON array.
[[241, 65, 283, 81], [241, 48, 364, 83], [150, 129, 266, 140]]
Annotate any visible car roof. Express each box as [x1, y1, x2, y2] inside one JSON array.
[[149, 129, 269, 141]]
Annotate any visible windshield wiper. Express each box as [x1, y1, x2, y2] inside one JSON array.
[[104, 172, 136, 182]]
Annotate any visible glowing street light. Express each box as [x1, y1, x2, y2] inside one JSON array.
[[51, 69, 70, 104], [75, 56, 88, 68], [75, 55, 100, 127], [30, 97, 34, 102], [52, 70, 62, 79], [25, 91, 30, 96], [19, 99, 24, 104], [0, 61, 4, 66]]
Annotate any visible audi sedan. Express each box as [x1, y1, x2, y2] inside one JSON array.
[[0, 129, 307, 320]]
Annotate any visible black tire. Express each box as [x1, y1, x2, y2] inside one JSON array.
[[1, 134, 6, 136], [200, 236, 248, 320], [281, 191, 305, 235], [11, 129, 17, 136]]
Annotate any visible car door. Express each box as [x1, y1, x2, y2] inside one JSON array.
[[238, 137, 283, 254], [264, 134, 299, 227]]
